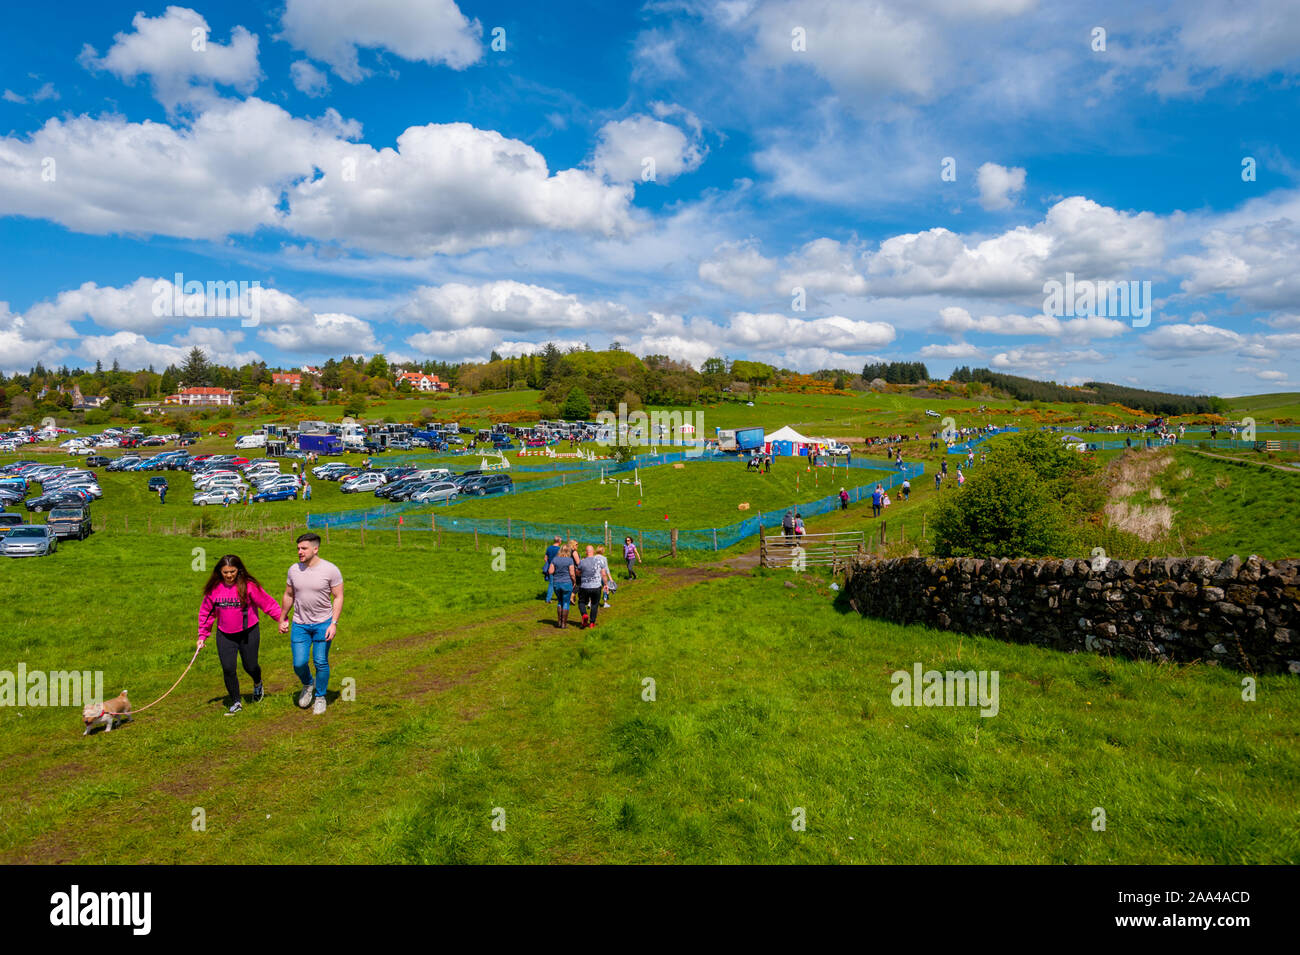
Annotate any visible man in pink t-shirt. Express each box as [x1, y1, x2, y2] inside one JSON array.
[[280, 532, 344, 715]]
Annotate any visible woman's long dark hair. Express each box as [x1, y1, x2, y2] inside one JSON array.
[[203, 554, 264, 608]]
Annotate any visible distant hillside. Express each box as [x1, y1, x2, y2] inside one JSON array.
[[949, 367, 1220, 416]]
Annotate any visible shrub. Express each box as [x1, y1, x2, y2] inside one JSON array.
[[930, 458, 1076, 558]]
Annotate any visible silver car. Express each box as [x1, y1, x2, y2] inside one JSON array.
[[192, 488, 243, 506], [1, 524, 57, 557], [409, 481, 460, 504]]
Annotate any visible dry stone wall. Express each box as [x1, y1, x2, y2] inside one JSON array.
[[842, 555, 1299, 674]]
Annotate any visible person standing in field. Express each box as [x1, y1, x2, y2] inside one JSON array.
[[547, 543, 578, 628], [624, 536, 641, 579], [872, 483, 884, 518], [542, 535, 561, 603], [782, 508, 795, 541], [595, 544, 614, 608], [902, 478, 910, 501], [839, 487, 849, 510], [197, 555, 283, 715], [279, 532, 343, 715], [576, 544, 610, 629]]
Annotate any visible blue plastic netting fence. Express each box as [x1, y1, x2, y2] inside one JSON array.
[[306, 458, 924, 550]]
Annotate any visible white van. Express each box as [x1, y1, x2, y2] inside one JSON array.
[[235, 433, 267, 450]]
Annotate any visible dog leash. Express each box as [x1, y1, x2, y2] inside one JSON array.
[[131, 645, 202, 716]]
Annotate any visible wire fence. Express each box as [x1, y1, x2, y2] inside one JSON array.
[[307, 458, 924, 550]]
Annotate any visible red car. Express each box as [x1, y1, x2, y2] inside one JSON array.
[[232, 457, 250, 467]]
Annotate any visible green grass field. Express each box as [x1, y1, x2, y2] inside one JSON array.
[[2, 392, 1297, 864], [1, 530, 1296, 863]]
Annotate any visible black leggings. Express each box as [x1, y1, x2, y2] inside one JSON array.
[[578, 587, 603, 622], [216, 624, 262, 701]]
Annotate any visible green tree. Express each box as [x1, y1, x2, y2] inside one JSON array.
[[180, 348, 211, 387], [343, 395, 368, 419], [560, 386, 591, 419]]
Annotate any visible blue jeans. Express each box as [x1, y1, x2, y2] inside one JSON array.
[[291, 620, 332, 696], [544, 573, 554, 603], [553, 587, 573, 610]]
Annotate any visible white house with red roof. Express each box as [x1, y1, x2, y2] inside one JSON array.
[[164, 386, 234, 406], [396, 371, 450, 392]]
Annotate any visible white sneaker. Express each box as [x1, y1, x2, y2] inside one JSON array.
[[312, 696, 327, 715], [297, 685, 315, 708]]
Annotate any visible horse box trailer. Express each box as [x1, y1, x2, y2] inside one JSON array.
[[299, 433, 343, 455], [735, 427, 766, 451]]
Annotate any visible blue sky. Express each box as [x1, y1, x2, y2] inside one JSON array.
[[1, 0, 1298, 395]]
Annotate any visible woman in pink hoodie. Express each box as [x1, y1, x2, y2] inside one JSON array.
[[197, 555, 283, 715]]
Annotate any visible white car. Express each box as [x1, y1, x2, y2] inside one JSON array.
[[826, 442, 851, 456], [193, 488, 243, 505], [195, 476, 247, 493], [255, 476, 300, 492], [341, 473, 384, 493], [925, 409, 941, 417]]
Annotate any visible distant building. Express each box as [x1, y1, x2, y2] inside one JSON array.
[[165, 386, 234, 407], [300, 365, 321, 378], [272, 373, 303, 387], [397, 371, 449, 392]]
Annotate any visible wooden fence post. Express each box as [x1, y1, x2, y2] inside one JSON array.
[[712, 528, 718, 551], [880, 521, 886, 545], [671, 529, 678, 557], [361, 522, 365, 547], [325, 524, 330, 545]]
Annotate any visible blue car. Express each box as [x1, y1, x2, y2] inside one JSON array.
[[252, 486, 298, 502]]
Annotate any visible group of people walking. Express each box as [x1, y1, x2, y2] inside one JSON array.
[[542, 535, 641, 629], [195, 532, 343, 716]]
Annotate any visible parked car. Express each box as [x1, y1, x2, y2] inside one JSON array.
[[341, 473, 385, 493], [252, 487, 298, 503], [47, 505, 92, 541], [193, 488, 243, 506], [148, 476, 169, 492], [85, 455, 111, 468], [0, 524, 58, 557], [312, 463, 351, 479], [925, 409, 941, 417], [26, 489, 91, 512], [461, 474, 514, 497], [0, 512, 25, 537], [409, 481, 460, 504]]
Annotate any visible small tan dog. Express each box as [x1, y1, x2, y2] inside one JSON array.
[[82, 691, 131, 735]]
